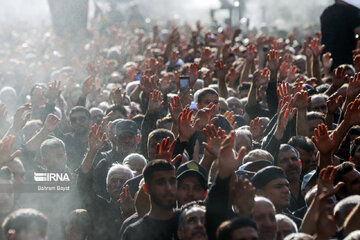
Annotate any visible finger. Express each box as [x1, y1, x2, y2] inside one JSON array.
[[171, 154, 183, 166], [169, 139, 177, 155]]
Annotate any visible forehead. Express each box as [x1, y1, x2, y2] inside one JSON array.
[[279, 149, 297, 159], [266, 178, 289, 187], [179, 175, 202, 185], [185, 208, 205, 219], [44, 146, 65, 155], [253, 201, 275, 215], [343, 169, 360, 181], [109, 168, 132, 179], [150, 170, 176, 181], [70, 111, 88, 118], [199, 94, 218, 104], [227, 98, 241, 104]]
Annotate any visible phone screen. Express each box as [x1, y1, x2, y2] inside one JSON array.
[[180, 76, 190, 94]]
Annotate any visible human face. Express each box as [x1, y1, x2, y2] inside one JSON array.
[[31, 86, 45, 106], [125, 158, 146, 176], [70, 111, 90, 136], [227, 98, 244, 115], [148, 170, 177, 210], [296, 148, 317, 175], [107, 168, 133, 201], [342, 169, 360, 196], [277, 149, 301, 182], [43, 147, 67, 171], [252, 201, 277, 240], [311, 96, 327, 114], [198, 94, 219, 114], [260, 178, 290, 212], [178, 207, 207, 240], [235, 134, 251, 153], [0, 179, 14, 215], [16, 229, 47, 240], [230, 227, 258, 240], [90, 109, 104, 126], [116, 132, 137, 156], [177, 176, 205, 207], [353, 145, 360, 165], [276, 219, 295, 239], [307, 119, 324, 138]]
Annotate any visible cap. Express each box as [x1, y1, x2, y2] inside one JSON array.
[[251, 166, 287, 189], [177, 161, 207, 189], [116, 120, 138, 136], [239, 160, 273, 173]]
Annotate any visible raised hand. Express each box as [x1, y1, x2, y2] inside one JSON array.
[[279, 62, 289, 81], [292, 90, 309, 110], [47, 79, 61, 101], [140, 74, 159, 95], [250, 117, 263, 141], [327, 92, 343, 114], [155, 137, 177, 162], [225, 67, 240, 88], [0, 136, 21, 167], [43, 114, 60, 133], [195, 103, 218, 129], [309, 38, 325, 58], [82, 76, 95, 98], [200, 47, 213, 66], [187, 63, 199, 88], [224, 111, 237, 129], [274, 100, 297, 140], [0, 104, 7, 127], [111, 87, 127, 106], [218, 131, 246, 178], [246, 44, 257, 63], [178, 107, 200, 142], [168, 95, 183, 121], [148, 90, 163, 113], [354, 54, 360, 73], [88, 124, 106, 153], [203, 69, 214, 87], [203, 124, 226, 157], [346, 73, 360, 101], [253, 68, 270, 87], [287, 65, 298, 83], [332, 66, 347, 89], [322, 52, 333, 69], [344, 98, 360, 127], [214, 60, 227, 80], [317, 166, 344, 196], [277, 81, 290, 100], [267, 49, 280, 72], [11, 104, 31, 133], [118, 185, 135, 217], [312, 124, 337, 154]]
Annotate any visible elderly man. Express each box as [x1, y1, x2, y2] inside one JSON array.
[[177, 202, 207, 240]]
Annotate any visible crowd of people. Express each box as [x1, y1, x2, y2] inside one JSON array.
[[0, 0, 359, 239]]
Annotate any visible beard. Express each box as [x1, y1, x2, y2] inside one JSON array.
[[151, 192, 176, 210]]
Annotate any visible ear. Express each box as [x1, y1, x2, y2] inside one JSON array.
[[6, 230, 15, 240], [142, 184, 149, 194]]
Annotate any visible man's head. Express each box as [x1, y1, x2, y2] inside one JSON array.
[[226, 97, 244, 115], [177, 202, 207, 240], [196, 88, 219, 113], [105, 104, 128, 121], [306, 112, 325, 137], [335, 162, 360, 199], [69, 106, 91, 136], [176, 161, 207, 207], [65, 209, 91, 240], [143, 160, 177, 210], [147, 129, 175, 160], [114, 120, 138, 156], [242, 149, 274, 165], [89, 107, 104, 126], [252, 166, 290, 212], [251, 197, 277, 240], [310, 94, 328, 114], [235, 129, 253, 153], [333, 195, 360, 227], [123, 153, 147, 176], [40, 138, 67, 171], [2, 208, 48, 240], [277, 144, 301, 183], [275, 214, 297, 239], [288, 136, 317, 175], [0, 168, 14, 215], [217, 217, 258, 240], [106, 163, 134, 201]]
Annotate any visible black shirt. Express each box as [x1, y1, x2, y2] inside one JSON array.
[[122, 211, 180, 240], [321, 3, 360, 69]]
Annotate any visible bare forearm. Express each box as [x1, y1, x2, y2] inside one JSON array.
[[218, 78, 228, 99], [313, 57, 321, 84], [240, 62, 251, 83], [247, 84, 258, 107], [25, 128, 52, 152], [81, 149, 98, 174], [296, 109, 309, 137]]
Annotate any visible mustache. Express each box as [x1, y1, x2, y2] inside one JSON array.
[[192, 229, 206, 236]]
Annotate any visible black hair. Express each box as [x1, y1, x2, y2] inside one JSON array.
[[148, 128, 175, 144], [2, 208, 48, 237], [335, 162, 356, 188], [69, 106, 91, 119], [143, 160, 175, 185], [217, 217, 258, 240], [196, 87, 218, 104], [288, 136, 315, 153], [105, 104, 127, 117]]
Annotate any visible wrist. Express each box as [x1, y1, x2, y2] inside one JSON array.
[[274, 127, 284, 140]]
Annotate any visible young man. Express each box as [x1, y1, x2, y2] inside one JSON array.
[[176, 161, 208, 207], [122, 160, 179, 240]]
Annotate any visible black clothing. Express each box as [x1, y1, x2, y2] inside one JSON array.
[[321, 2, 360, 69], [62, 133, 88, 171], [122, 211, 180, 240], [119, 213, 140, 239]]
